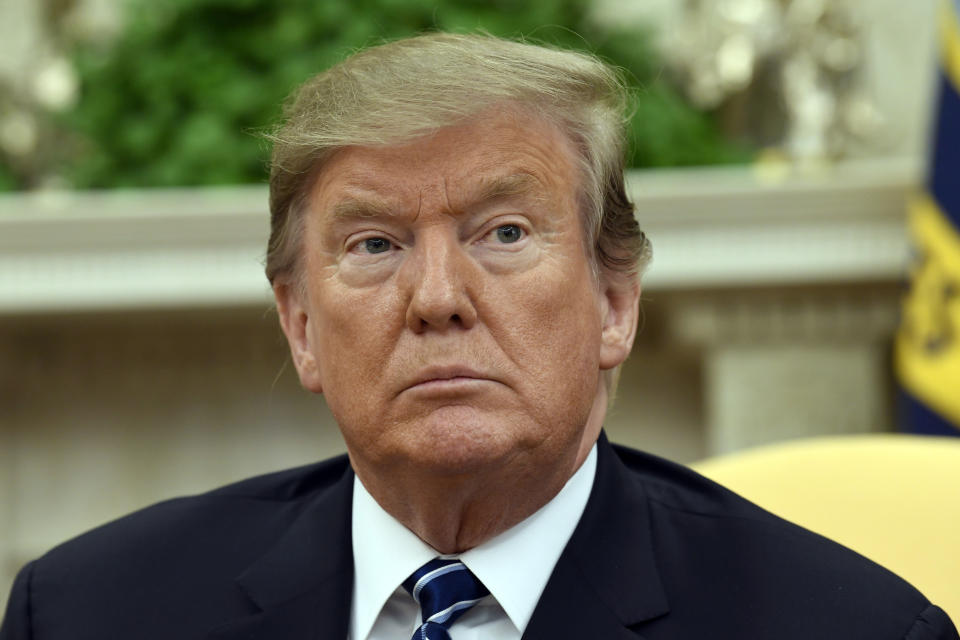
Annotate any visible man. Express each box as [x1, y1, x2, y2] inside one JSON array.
[[1, 33, 957, 640]]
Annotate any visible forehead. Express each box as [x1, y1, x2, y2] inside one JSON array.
[[308, 109, 581, 212]]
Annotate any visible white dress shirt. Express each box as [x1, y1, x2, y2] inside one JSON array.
[[349, 444, 597, 640]]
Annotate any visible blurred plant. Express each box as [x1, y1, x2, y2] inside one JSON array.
[[46, 0, 750, 190], [0, 0, 84, 191], [652, 0, 883, 162], [0, 164, 17, 191]]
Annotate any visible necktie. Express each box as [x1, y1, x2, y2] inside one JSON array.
[[402, 557, 490, 640]]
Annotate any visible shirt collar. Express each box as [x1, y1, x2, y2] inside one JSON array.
[[350, 476, 436, 640], [350, 444, 597, 639]]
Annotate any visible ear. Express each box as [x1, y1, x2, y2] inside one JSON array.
[[273, 281, 324, 393], [598, 274, 640, 371]]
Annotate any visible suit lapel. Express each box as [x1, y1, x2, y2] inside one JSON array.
[[209, 464, 355, 640], [206, 433, 668, 640], [522, 432, 669, 639]]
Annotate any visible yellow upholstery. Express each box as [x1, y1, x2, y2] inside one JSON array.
[[691, 434, 960, 622]]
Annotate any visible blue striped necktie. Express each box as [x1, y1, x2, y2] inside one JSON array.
[[402, 557, 490, 640]]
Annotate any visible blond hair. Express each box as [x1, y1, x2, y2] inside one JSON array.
[[266, 32, 650, 285]]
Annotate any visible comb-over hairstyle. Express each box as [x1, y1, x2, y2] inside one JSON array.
[[265, 32, 651, 285]]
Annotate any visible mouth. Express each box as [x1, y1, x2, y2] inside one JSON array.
[[403, 365, 498, 395]]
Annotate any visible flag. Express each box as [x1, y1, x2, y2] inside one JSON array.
[[896, 0, 960, 435]]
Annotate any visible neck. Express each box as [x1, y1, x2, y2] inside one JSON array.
[[357, 457, 574, 553]]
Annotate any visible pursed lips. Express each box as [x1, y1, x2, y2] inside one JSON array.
[[402, 365, 499, 394]]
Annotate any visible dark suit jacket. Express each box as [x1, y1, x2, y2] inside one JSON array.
[[2, 433, 957, 639]]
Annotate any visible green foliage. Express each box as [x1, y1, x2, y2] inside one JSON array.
[[0, 164, 17, 191], [63, 0, 750, 189]]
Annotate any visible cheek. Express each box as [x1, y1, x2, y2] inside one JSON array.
[[498, 260, 603, 386], [498, 273, 603, 448], [308, 283, 401, 400]]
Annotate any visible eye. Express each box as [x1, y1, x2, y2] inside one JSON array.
[[361, 237, 392, 254], [494, 224, 524, 244]]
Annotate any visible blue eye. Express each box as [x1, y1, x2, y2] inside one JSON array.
[[363, 237, 392, 254], [495, 224, 523, 244]]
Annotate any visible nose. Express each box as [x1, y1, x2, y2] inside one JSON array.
[[402, 230, 479, 333]]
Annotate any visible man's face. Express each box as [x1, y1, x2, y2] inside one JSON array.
[[275, 108, 638, 486]]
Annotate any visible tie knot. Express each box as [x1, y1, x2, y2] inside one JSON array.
[[402, 558, 489, 639]]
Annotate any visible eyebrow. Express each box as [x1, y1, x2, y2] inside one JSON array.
[[330, 196, 397, 221], [469, 172, 543, 204], [327, 172, 544, 222]]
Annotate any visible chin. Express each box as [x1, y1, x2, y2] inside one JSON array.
[[392, 406, 538, 476]]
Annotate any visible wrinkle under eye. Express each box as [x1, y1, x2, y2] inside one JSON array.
[[496, 225, 523, 243]]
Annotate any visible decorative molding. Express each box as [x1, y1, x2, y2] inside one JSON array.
[[0, 157, 921, 315], [0, 186, 272, 314], [634, 156, 920, 289], [665, 287, 903, 347]]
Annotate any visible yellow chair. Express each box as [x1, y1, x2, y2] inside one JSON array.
[[691, 434, 960, 623]]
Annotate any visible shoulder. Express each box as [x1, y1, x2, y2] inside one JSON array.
[[40, 454, 352, 564], [615, 441, 901, 579], [6, 455, 352, 638], [609, 442, 955, 639]]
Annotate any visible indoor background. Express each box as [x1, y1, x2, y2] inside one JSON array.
[[0, 0, 951, 613]]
